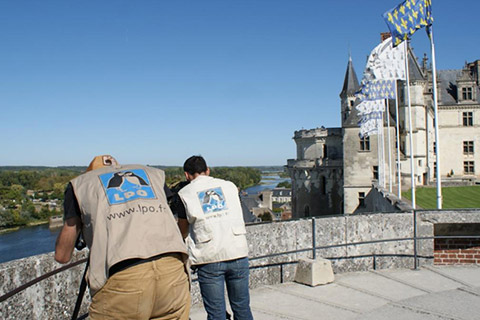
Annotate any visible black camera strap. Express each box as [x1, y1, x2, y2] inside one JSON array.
[[71, 257, 89, 320]]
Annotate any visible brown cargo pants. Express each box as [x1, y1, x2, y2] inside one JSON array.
[[89, 253, 190, 320]]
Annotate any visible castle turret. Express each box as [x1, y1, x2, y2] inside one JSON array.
[[340, 56, 360, 125]]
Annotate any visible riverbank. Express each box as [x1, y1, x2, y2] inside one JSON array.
[[0, 220, 49, 235], [0, 226, 20, 234]]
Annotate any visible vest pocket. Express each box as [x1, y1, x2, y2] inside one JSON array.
[[231, 224, 247, 236], [192, 221, 213, 244]]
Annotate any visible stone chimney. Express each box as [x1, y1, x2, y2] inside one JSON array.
[[381, 32, 391, 42]]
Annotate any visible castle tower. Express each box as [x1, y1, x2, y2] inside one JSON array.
[[340, 56, 361, 125], [286, 128, 343, 218], [341, 52, 397, 214]]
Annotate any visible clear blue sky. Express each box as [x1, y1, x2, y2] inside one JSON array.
[[1, 0, 478, 167]]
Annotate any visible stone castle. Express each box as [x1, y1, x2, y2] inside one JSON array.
[[287, 42, 480, 217]]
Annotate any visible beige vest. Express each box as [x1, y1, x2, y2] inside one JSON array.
[[71, 164, 188, 296], [178, 175, 248, 265]]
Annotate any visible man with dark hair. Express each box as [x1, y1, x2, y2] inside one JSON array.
[[55, 155, 191, 320], [177, 155, 254, 320]]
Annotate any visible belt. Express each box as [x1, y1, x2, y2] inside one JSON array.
[[108, 252, 181, 278]]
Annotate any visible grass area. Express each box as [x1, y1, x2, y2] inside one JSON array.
[[402, 186, 480, 209]]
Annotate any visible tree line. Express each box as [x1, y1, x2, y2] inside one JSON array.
[[161, 166, 262, 191], [0, 166, 261, 229]]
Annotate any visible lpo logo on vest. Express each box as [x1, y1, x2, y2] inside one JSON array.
[[99, 169, 156, 205], [197, 187, 227, 214]]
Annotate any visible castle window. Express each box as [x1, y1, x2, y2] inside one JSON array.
[[360, 136, 370, 151], [304, 205, 310, 217], [350, 100, 354, 107], [323, 145, 328, 158], [358, 192, 366, 208], [462, 87, 473, 100], [464, 141, 474, 155], [464, 161, 475, 174], [434, 162, 437, 178], [463, 112, 473, 126], [373, 166, 379, 180], [433, 142, 436, 153], [321, 176, 326, 195]]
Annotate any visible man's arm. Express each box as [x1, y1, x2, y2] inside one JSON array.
[[55, 216, 82, 263], [177, 218, 189, 240]]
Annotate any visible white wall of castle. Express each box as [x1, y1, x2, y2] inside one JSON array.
[[438, 107, 480, 179]]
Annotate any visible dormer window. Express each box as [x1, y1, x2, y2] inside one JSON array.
[[462, 87, 473, 100]]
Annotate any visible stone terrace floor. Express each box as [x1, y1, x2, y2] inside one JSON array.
[[189, 265, 480, 320]]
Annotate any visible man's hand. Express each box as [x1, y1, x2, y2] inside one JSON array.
[[55, 216, 82, 263]]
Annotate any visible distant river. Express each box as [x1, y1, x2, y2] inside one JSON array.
[[0, 174, 291, 264], [244, 174, 290, 195], [0, 224, 60, 264]]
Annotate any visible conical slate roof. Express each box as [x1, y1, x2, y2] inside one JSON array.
[[407, 46, 425, 81], [340, 57, 360, 98]]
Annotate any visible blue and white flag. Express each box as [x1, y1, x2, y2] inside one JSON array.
[[356, 100, 385, 137], [356, 99, 385, 116], [357, 79, 396, 101], [383, 0, 433, 47], [364, 37, 406, 81], [358, 114, 382, 138]]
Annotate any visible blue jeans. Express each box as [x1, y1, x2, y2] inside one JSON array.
[[197, 257, 254, 320]]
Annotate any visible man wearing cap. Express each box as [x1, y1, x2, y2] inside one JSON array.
[[176, 155, 254, 320], [55, 155, 190, 320]]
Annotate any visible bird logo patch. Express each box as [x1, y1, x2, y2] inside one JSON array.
[[99, 169, 156, 205], [197, 187, 227, 214]]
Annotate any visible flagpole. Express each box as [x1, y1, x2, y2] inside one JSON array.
[[377, 118, 382, 187], [404, 41, 416, 209], [395, 82, 402, 199], [429, 26, 442, 209], [381, 106, 386, 188], [386, 99, 392, 192]]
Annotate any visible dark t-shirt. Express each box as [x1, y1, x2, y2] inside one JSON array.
[[63, 182, 175, 220], [63, 183, 82, 220], [169, 193, 187, 219], [167, 181, 189, 220]]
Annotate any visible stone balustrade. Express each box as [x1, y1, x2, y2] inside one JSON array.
[[1, 209, 480, 319]]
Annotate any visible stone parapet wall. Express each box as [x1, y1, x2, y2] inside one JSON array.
[[2, 209, 480, 319], [0, 250, 90, 320], [366, 184, 414, 213]]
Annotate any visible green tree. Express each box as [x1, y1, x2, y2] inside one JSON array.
[[0, 210, 14, 227], [11, 208, 28, 226], [210, 167, 261, 190], [259, 212, 273, 222], [51, 182, 66, 200], [276, 181, 292, 188], [38, 206, 52, 220], [5, 184, 25, 202]]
